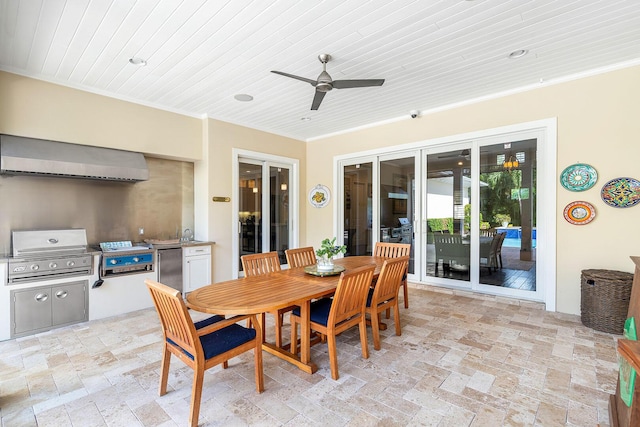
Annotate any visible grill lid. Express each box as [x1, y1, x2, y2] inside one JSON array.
[[12, 229, 88, 258]]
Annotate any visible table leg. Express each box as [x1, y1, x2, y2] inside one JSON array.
[[300, 299, 311, 364], [261, 299, 318, 374]]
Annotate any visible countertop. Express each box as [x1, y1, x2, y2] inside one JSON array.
[[0, 240, 215, 262]]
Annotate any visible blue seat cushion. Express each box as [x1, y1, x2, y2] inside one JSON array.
[[292, 298, 333, 326], [366, 287, 375, 307], [167, 315, 256, 360]]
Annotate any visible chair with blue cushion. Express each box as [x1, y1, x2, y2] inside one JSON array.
[[366, 256, 409, 350], [289, 265, 375, 380], [241, 251, 289, 347], [145, 279, 264, 427]]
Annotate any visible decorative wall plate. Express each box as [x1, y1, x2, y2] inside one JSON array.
[[560, 163, 598, 191], [308, 184, 331, 208], [563, 201, 596, 225], [601, 177, 640, 208]]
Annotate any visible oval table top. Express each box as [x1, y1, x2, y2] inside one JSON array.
[[186, 256, 387, 315]]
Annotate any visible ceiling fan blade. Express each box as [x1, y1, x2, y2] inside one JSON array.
[[271, 70, 316, 86], [332, 79, 385, 89], [311, 90, 326, 110]]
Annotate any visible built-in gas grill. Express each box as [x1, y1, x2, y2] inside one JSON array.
[[5, 229, 94, 339], [8, 229, 93, 284]]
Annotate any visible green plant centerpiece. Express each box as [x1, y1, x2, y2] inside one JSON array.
[[315, 237, 347, 271]]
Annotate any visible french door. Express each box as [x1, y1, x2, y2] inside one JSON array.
[[234, 150, 298, 277]]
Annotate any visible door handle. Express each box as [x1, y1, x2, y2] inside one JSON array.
[[35, 293, 49, 302], [55, 290, 68, 299]]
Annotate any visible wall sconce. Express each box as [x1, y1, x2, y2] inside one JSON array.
[[252, 187, 258, 193], [503, 155, 519, 171], [280, 183, 287, 191]]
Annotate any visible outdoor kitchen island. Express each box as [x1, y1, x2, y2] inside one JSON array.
[[0, 229, 213, 341]]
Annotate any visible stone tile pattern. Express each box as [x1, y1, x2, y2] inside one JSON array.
[[0, 285, 618, 426]]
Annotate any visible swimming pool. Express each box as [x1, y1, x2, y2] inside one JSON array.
[[502, 237, 537, 248]]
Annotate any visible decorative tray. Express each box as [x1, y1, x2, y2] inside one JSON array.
[[601, 177, 640, 208], [560, 163, 598, 191], [303, 265, 345, 277], [563, 201, 596, 225]]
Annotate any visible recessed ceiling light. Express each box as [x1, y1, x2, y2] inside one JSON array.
[[301, 117, 311, 121], [128, 57, 147, 66], [508, 49, 528, 59], [234, 94, 253, 102]]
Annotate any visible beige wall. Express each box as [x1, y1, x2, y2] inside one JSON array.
[[307, 65, 640, 315], [205, 118, 306, 283], [0, 71, 202, 160]]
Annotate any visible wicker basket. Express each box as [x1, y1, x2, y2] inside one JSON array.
[[581, 269, 634, 334]]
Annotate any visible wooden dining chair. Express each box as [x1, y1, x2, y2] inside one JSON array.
[[290, 265, 375, 380], [241, 251, 281, 276], [373, 242, 411, 309], [145, 279, 263, 427], [241, 251, 289, 347], [366, 256, 410, 350], [285, 246, 317, 268]]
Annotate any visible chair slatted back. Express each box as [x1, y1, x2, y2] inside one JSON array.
[[374, 242, 410, 258], [146, 280, 201, 357], [372, 256, 410, 304], [329, 265, 375, 327], [285, 247, 316, 268], [480, 228, 497, 237], [242, 252, 281, 277]]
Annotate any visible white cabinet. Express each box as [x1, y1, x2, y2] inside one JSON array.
[[183, 245, 212, 293]]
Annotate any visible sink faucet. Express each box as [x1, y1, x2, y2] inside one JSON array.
[[182, 228, 192, 242]]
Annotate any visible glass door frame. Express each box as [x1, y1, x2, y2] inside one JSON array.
[[471, 129, 547, 302], [421, 142, 473, 289], [232, 149, 299, 278]]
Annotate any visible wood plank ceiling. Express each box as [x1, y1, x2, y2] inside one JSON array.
[[1, 0, 639, 141]]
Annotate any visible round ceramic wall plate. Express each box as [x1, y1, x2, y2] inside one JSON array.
[[563, 201, 596, 225], [309, 184, 331, 208], [560, 163, 598, 191], [601, 177, 640, 208]]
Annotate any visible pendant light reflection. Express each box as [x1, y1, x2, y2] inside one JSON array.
[[503, 155, 519, 171]]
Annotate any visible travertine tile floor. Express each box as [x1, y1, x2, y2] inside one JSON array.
[[0, 285, 619, 426]]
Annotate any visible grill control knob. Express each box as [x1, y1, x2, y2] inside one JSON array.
[[133, 257, 139, 262], [110, 259, 117, 265], [30, 264, 40, 271], [67, 260, 75, 267], [49, 262, 57, 269]]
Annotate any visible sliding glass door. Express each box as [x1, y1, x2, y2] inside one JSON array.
[[476, 138, 537, 296], [379, 155, 416, 275], [424, 146, 471, 284], [336, 123, 550, 304], [343, 161, 373, 256]]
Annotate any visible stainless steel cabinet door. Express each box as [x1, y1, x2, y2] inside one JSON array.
[[52, 281, 87, 326], [12, 286, 52, 335]]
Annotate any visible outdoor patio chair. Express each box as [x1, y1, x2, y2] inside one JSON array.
[[146, 279, 263, 427]]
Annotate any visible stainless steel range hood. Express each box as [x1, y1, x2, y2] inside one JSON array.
[[0, 135, 148, 181]]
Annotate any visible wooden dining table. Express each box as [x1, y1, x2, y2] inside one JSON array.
[[186, 256, 387, 374]]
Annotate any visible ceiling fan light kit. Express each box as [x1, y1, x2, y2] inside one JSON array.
[[271, 54, 385, 110]]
